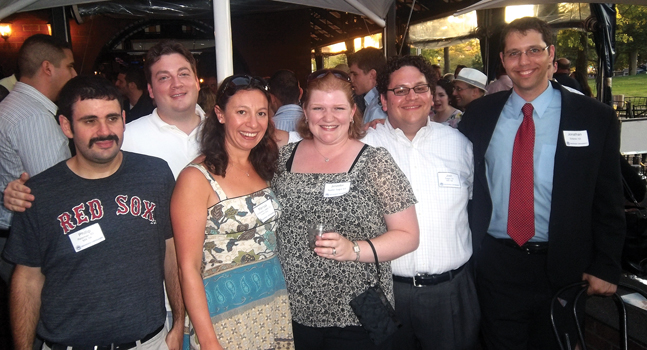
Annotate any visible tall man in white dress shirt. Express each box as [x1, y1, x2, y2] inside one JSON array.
[[0, 34, 77, 283], [363, 55, 479, 349], [121, 40, 204, 177]]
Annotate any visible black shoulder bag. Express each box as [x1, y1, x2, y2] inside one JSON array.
[[349, 239, 402, 345]]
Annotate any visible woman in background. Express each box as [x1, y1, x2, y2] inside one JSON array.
[[431, 78, 462, 128]]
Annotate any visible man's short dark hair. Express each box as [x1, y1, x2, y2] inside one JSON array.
[[58, 76, 124, 128], [122, 66, 147, 91], [347, 47, 386, 74], [500, 17, 554, 53], [269, 70, 300, 105], [18, 34, 71, 79], [377, 55, 437, 96], [144, 40, 197, 84]]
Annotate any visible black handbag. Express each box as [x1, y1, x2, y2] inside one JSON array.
[[621, 177, 647, 276], [349, 239, 401, 345]]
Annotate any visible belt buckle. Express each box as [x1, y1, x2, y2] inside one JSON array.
[[413, 273, 424, 288]]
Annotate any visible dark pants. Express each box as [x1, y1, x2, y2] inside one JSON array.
[[391, 264, 481, 350], [476, 235, 583, 350], [292, 321, 393, 350]]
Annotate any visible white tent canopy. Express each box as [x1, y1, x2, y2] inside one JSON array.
[[0, 0, 394, 81], [0, 0, 393, 22]]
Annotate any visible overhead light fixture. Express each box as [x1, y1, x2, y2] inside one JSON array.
[[0, 23, 11, 41]]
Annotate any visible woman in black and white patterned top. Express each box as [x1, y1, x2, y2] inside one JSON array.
[[272, 69, 420, 350]]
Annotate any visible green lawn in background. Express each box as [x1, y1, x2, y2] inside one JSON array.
[[588, 73, 647, 97]]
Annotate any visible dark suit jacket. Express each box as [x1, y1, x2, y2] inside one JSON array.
[[126, 93, 155, 124], [458, 81, 625, 287]]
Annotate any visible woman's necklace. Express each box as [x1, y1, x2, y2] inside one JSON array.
[[313, 144, 330, 162], [312, 138, 349, 163], [230, 162, 250, 177]]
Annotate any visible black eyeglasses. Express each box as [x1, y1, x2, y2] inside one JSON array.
[[307, 69, 352, 84], [386, 84, 431, 96], [221, 74, 269, 98]]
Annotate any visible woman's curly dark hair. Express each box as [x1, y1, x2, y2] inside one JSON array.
[[200, 75, 278, 181]]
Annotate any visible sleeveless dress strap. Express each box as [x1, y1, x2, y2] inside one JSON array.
[[187, 163, 228, 200]]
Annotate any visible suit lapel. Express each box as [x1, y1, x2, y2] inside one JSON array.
[[474, 91, 512, 192]]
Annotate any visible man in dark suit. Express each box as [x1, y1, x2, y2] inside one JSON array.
[[553, 58, 583, 93], [459, 17, 625, 350]]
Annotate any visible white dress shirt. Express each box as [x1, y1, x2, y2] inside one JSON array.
[[122, 105, 205, 179], [362, 119, 474, 275]]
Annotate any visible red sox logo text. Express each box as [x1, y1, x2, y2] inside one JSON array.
[[57, 195, 157, 234]]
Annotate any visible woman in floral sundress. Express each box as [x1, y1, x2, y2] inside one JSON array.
[[171, 75, 294, 350]]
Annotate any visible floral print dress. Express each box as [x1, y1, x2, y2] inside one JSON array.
[[182, 164, 294, 350]]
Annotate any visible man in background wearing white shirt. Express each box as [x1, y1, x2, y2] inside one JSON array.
[[121, 40, 204, 178], [364, 55, 479, 349]]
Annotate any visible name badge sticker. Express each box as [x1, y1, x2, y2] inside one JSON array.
[[254, 199, 276, 223], [438, 172, 461, 188], [563, 130, 589, 147], [69, 223, 105, 252], [323, 182, 351, 198]]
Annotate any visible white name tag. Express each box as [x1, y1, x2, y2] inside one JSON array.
[[253, 199, 276, 223], [69, 223, 105, 252], [438, 172, 461, 188], [563, 130, 589, 147], [323, 182, 351, 198]]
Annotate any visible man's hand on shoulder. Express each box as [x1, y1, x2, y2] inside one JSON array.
[[4, 173, 34, 212], [582, 273, 617, 296], [274, 129, 289, 148], [363, 119, 386, 131]]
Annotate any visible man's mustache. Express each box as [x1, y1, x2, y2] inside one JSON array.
[[89, 135, 120, 148]]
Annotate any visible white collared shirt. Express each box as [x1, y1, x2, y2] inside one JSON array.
[[362, 118, 474, 275], [122, 105, 205, 179]]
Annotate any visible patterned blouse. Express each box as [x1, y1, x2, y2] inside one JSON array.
[[272, 142, 417, 328]]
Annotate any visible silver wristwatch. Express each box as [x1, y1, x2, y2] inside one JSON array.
[[352, 241, 360, 262]]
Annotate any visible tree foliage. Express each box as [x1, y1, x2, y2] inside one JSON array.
[[615, 4, 647, 69], [419, 39, 483, 73]]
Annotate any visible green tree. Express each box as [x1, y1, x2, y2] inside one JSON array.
[[616, 4, 647, 73], [418, 39, 483, 73]]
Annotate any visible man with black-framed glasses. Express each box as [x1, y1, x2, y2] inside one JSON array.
[[363, 55, 479, 350], [459, 17, 624, 350]]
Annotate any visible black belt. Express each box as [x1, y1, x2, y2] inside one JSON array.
[[44, 324, 164, 350], [393, 264, 465, 287], [492, 236, 549, 254], [0, 228, 9, 238]]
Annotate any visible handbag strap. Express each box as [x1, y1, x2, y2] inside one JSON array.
[[365, 239, 381, 282], [622, 175, 647, 218]]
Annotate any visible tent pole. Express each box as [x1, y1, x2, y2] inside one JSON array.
[[214, 0, 234, 85]]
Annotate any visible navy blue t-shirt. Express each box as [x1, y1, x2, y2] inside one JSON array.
[[4, 151, 174, 346]]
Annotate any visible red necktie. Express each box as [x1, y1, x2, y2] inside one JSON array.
[[508, 103, 535, 246]]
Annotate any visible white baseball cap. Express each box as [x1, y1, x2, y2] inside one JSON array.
[[455, 68, 488, 92]]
